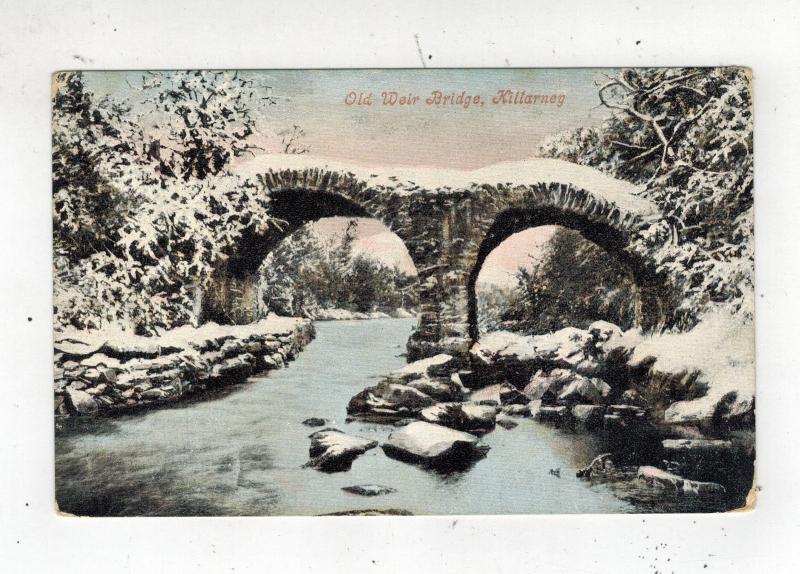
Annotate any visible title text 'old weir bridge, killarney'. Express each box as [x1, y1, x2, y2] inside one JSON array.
[[201, 156, 675, 360]]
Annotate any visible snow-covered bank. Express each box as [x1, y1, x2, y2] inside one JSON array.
[[53, 317, 315, 418], [308, 308, 416, 321], [469, 313, 755, 431]]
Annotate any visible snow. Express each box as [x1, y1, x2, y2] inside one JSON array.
[[620, 309, 755, 424], [235, 154, 658, 218], [54, 315, 309, 356]]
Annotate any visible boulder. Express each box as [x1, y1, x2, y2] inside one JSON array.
[[391, 354, 457, 382], [523, 369, 578, 402], [65, 388, 98, 415], [557, 377, 611, 405], [347, 382, 436, 419], [470, 383, 527, 406], [140, 388, 165, 400], [305, 429, 378, 472], [637, 466, 726, 497], [419, 403, 497, 435], [341, 484, 397, 496], [536, 405, 571, 426], [572, 405, 605, 429], [406, 376, 463, 402], [500, 403, 532, 417], [381, 421, 488, 468], [524, 369, 610, 405], [661, 438, 736, 482]]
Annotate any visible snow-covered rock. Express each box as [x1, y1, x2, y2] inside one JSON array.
[[65, 388, 98, 415], [419, 403, 497, 435], [469, 382, 527, 406], [406, 376, 463, 402], [391, 354, 456, 382], [341, 484, 397, 496], [347, 382, 436, 419], [637, 466, 726, 497], [305, 429, 378, 472], [381, 421, 488, 467], [523, 369, 609, 405]]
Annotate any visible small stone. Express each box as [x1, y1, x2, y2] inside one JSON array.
[[302, 417, 328, 427], [496, 418, 518, 430], [65, 388, 98, 415], [341, 484, 397, 497]]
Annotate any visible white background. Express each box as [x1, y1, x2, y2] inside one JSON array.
[[1, 1, 798, 572]]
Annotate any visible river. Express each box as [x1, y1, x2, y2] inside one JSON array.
[[57, 318, 713, 516]]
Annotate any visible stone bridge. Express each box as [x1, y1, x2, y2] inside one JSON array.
[[204, 156, 674, 361]]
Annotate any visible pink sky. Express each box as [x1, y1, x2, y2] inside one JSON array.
[[313, 217, 556, 288]]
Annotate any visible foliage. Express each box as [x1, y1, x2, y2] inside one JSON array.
[[53, 71, 283, 333], [539, 67, 754, 325], [496, 229, 638, 334], [259, 220, 418, 317]]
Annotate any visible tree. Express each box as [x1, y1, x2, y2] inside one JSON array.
[[258, 220, 418, 317], [52, 71, 285, 333], [539, 67, 753, 325], [495, 228, 638, 335]]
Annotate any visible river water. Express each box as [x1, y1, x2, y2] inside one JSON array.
[[57, 318, 708, 516]]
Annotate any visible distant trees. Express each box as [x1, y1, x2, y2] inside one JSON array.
[[259, 220, 418, 318], [485, 229, 638, 335], [539, 67, 753, 325]]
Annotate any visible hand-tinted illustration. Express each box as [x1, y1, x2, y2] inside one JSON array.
[[53, 69, 754, 515]]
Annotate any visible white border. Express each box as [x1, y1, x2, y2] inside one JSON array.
[[1, 1, 798, 572]]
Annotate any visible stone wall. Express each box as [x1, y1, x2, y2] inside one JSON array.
[[54, 318, 315, 419]]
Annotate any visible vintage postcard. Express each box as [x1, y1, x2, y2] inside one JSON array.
[[53, 68, 754, 516]]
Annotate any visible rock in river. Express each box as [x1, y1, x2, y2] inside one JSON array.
[[305, 429, 378, 472], [347, 382, 436, 419], [419, 402, 497, 435], [302, 417, 329, 427], [469, 382, 527, 406], [341, 484, 397, 497], [381, 421, 489, 469]]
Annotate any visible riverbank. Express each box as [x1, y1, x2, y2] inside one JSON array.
[[305, 307, 416, 321], [344, 317, 755, 511], [53, 316, 315, 419]]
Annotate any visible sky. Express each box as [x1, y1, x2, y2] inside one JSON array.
[[82, 69, 612, 286], [83, 68, 613, 169], [312, 217, 556, 288]]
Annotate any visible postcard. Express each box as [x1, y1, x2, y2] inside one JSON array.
[[53, 68, 754, 516]]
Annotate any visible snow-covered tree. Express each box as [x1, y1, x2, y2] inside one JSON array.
[[539, 67, 753, 326], [52, 71, 285, 334]]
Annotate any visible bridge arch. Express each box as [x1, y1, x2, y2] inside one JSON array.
[[466, 207, 668, 342], [199, 157, 678, 359]]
